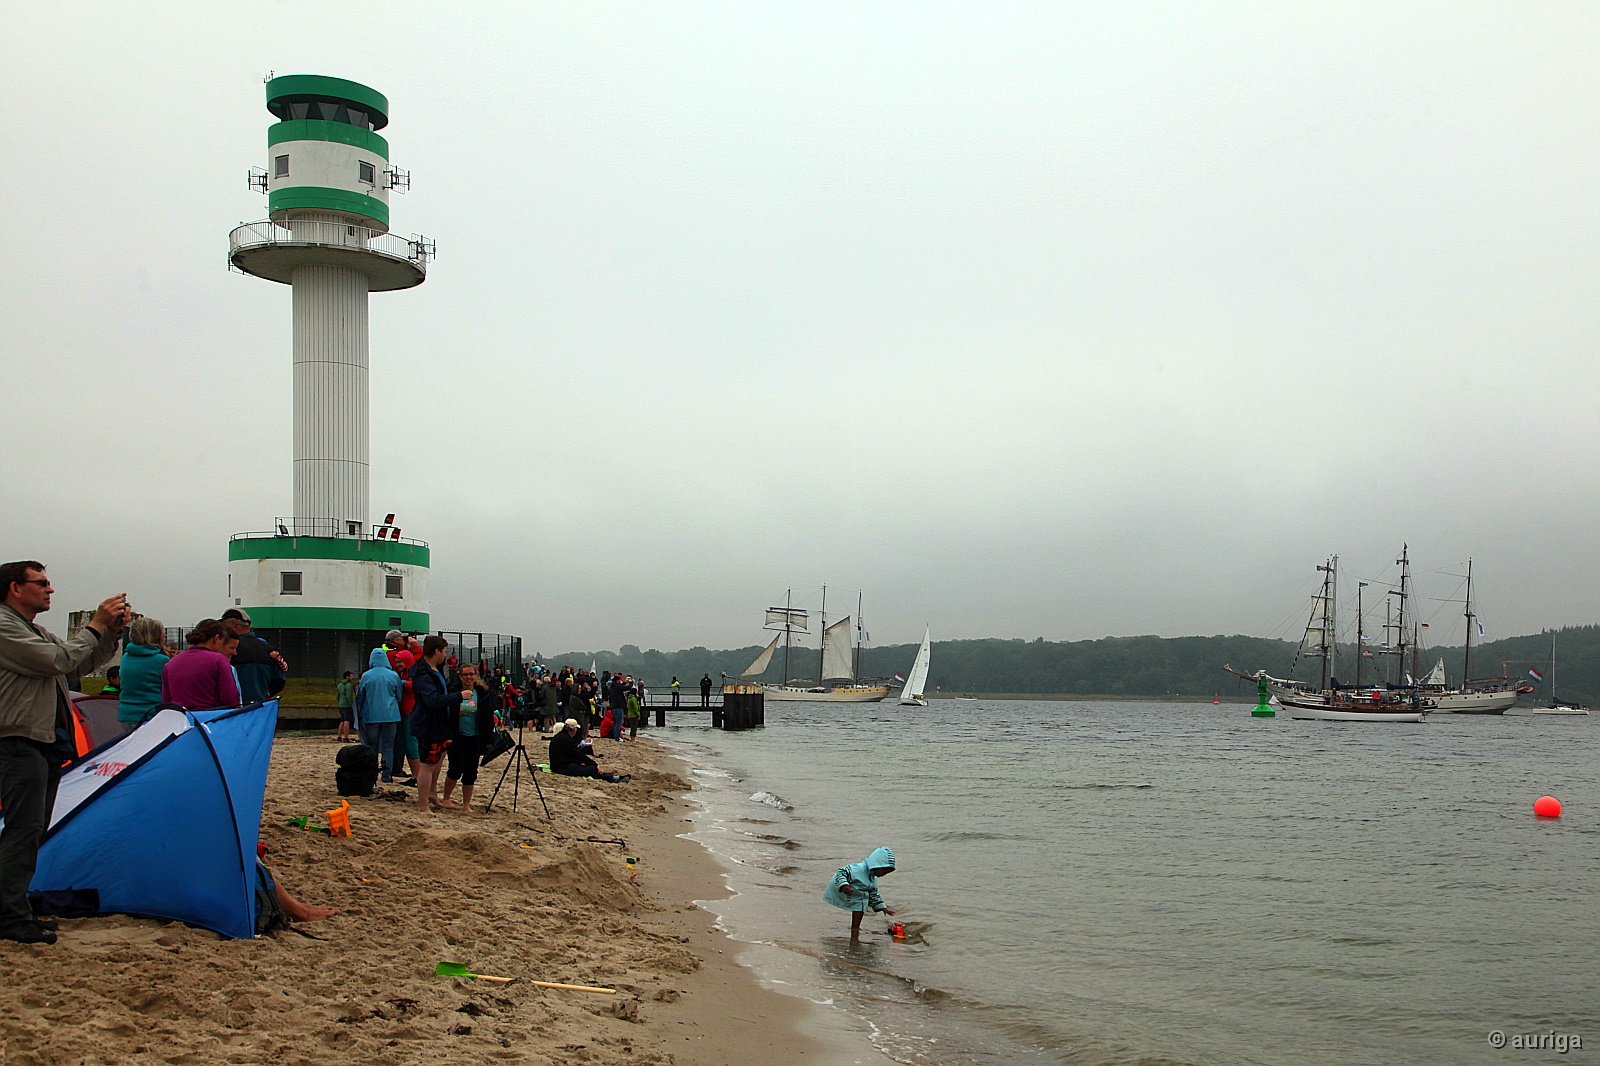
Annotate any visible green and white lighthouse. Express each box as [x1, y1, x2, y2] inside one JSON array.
[[226, 75, 434, 675]]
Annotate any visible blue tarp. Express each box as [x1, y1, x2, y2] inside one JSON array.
[[28, 701, 278, 939]]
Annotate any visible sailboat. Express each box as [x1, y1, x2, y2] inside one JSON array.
[[732, 588, 891, 702], [1226, 554, 1426, 722], [1534, 630, 1591, 715], [1413, 558, 1518, 714], [1227, 548, 1518, 719], [897, 627, 931, 707]]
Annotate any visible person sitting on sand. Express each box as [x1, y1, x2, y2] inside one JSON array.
[[547, 718, 628, 783], [258, 862, 336, 923], [823, 846, 897, 940]]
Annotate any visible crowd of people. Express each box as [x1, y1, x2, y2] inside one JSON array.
[[348, 643, 656, 810]]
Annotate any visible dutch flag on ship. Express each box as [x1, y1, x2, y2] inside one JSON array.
[[1528, 668, 1545, 682]]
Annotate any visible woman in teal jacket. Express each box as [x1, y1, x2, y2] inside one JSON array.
[[117, 617, 170, 727], [823, 846, 897, 939]]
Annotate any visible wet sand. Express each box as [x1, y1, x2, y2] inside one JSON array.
[[0, 732, 888, 1065]]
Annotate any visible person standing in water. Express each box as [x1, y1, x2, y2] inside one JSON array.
[[823, 846, 897, 940]]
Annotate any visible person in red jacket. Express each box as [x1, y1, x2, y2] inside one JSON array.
[[383, 631, 420, 785]]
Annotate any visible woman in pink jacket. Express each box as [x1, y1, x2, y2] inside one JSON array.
[[160, 618, 240, 711]]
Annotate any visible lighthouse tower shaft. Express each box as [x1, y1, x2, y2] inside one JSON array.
[[292, 261, 370, 526], [229, 74, 430, 536]]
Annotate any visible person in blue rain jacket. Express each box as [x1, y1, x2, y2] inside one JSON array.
[[823, 846, 897, 939]]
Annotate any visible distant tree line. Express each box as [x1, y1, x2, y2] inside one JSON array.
[[531, 625, 1600, 704]]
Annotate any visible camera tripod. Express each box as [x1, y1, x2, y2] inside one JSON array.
[[485, 719, 551, 818]]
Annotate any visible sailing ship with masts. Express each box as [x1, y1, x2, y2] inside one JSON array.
[[731, 588, 891, 702], [1225, 547, 1518, 720]]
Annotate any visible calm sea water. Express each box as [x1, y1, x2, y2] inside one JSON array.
[[652, 700, 1598, 1065]]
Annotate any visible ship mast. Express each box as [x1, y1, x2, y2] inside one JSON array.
[[818, 585, 827, 684], [1462, 559, 1475, 684], [1355, 581, 1364, 688], [1315, 556, 1337, 690], [1387, 545, 1410, 686], [782, 587, 793, 683], [854, 591, 864, 679]]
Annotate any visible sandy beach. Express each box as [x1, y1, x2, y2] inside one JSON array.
[[0, 731, 887, 1066]]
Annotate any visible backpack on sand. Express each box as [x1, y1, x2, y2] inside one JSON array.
[[334, 743, 380, 796]]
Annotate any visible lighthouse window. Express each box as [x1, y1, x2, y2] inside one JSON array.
[[358, 161, 376, 184], [274, 155, 289, 177], [280, 571, 303, 595], [385, 575, 404, 599]]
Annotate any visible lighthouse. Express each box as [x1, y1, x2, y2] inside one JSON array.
[[226, 75, 434, 676]]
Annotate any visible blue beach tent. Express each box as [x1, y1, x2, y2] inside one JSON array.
[[23, 701, 278, 939]]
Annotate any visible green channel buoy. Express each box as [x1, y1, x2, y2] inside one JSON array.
[[1250, 675, 1275, 717]]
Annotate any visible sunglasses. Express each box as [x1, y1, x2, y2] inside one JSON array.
[[16, 579, 51, 588]]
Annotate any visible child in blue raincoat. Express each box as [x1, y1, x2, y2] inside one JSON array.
[[823, 846, 897, 939]]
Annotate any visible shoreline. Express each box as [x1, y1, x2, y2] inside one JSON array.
[[0, 731, 888, 1065]]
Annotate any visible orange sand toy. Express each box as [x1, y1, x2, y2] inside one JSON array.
[[326, 800, 351, 837]]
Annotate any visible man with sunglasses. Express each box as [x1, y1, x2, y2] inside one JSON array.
[[0, 560, 128, 944]]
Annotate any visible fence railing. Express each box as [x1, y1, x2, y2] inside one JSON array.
[[230, 520, 428, 547], [439, 632, 525, 683], [228, 219, 435, 266]]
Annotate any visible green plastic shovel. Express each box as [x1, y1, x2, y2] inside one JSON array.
[[435, 961, 513, 983], [434, 961, 614, 994]]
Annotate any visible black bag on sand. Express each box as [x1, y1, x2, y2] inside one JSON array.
[[334, 743, 380, 796], [480, 729, 514, 766]]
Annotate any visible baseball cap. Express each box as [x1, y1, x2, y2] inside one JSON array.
[[384, 629, 406, 645], [221, 608, 252, 624]]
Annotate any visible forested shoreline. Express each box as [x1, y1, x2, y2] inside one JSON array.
[[535, 625, 1600, 705]]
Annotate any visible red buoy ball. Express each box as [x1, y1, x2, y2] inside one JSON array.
[[1534, 796, 1562, 819]]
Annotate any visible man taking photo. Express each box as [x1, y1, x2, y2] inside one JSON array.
[[0, 561, 128, 944]]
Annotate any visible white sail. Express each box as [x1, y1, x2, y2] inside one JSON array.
[[821, 616, 855, 680], [1423, 659, 1446, 686], [741, 635, 780, 678], [765, 607, 809, 631], [1300, 595, 1331, 658], [899, 627, 931, 704]]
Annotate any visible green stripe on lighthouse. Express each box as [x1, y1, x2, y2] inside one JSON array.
[[266, 75, 389, 128], [269, 119, 389, 159], [268, 187, 390, 227]]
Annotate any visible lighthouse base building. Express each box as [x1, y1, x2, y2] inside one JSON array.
[[225, 531, 431, 677]]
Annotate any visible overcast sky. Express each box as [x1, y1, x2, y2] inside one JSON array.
[[4, 2, 1598, 654]]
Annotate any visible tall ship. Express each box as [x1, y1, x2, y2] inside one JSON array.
[[731, 588, 891, 702], [1226, 548, 1518, 720]]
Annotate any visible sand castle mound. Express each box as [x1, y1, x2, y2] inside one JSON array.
[[375, 830, 645, 911]]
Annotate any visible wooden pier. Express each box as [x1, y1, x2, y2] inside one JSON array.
[[641, 683, 765, 730]]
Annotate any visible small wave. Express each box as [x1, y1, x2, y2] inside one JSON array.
[[751, 791, 794, 810], [691, 767, 739, 780], [1055, 782, 1155, 790], [926, 830, 1036, 843]]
